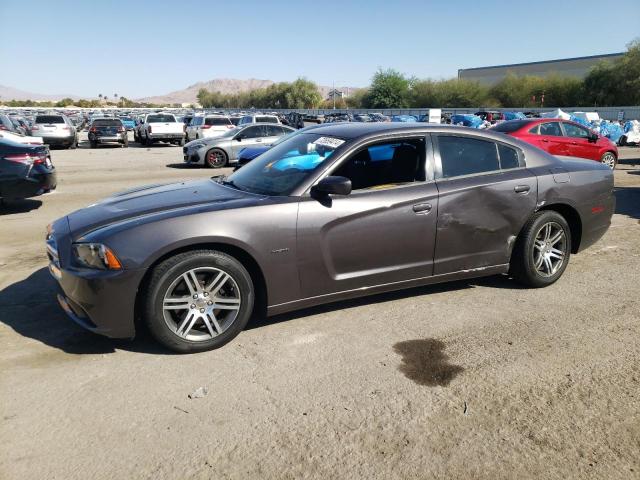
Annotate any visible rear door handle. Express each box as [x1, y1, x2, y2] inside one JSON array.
[[514, 185, 530, 194], [412, 203, 432, 214], [540, 139, 550, 143]]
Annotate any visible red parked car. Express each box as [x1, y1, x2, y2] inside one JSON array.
[[491, 119, 618, 169]]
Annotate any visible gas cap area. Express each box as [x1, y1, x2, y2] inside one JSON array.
[[550, 168, 570, 184]]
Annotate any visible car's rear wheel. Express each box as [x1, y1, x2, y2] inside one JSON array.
[[206, 148, 227, 168], [617, 135, 627, 147], [601, 151, 617, 169], [144, 250, 254, 353], [510, 210, 571, 288]]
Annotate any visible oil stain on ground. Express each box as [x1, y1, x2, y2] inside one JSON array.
[[393, 339, 463, 386]]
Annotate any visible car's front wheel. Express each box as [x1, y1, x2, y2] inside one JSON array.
[[510, 210, 571, 288], [601, 151, 617, 169], [144, 250, 254, 353], [206, 148, 228, 168]]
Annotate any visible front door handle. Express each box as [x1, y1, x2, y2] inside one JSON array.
[[540, 139, 550, 143], [514, 185, 530, 194], [413, 203, 432, 214]]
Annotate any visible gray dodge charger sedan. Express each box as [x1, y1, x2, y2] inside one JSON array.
[[47, 123, 614, 352]]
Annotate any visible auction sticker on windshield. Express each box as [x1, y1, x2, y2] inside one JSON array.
[[312, 137, 345, 148]]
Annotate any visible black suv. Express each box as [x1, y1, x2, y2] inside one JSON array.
[[88, 118, 128, 148]]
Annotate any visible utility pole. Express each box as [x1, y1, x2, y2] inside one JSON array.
[[333, 80, 336, 110]]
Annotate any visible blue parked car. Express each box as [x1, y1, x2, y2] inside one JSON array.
[[119, 117, 136, 131]]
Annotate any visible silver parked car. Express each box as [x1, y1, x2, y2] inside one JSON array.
[[183, 123, 295, 168], [30, 114, 78, 149], [237, 114, 280, 126]]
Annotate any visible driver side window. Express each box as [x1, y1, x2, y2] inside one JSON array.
[[562, 122, 589, 138], [333, 138, 426, 190], [239, 126, 261, 139]]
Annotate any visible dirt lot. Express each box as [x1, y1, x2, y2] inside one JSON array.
[[1, 136, 639, 479]]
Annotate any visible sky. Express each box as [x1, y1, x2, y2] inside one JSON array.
[[0, 0, 638, 99]]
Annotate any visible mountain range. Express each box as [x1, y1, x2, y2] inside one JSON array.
[[0, 79, 359, 104]]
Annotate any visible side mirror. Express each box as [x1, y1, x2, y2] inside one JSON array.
[[235, 135, 243, 141], [588, 132, 599, 143], [311, 176, 352, 197]]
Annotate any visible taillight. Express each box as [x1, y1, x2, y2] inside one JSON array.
[[226, 125, 234, 129], [3, 152, 45, 165], [62, 126, 70, 130], [31, 125, 40, 130], [0, 126, 7, 131], [201, 125, 211, 129]]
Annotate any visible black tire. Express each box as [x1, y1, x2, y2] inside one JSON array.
[[618, 135, 627, 147], [122, 138, 129, 148], [205, 148, 228, 168], [600, 151, 617, 169], [178, 137, 185, 147], [510, 210, 571, 288], [144, 250, 254, 353], [69, 137, 77, 150], [146, 135, 154, 146]]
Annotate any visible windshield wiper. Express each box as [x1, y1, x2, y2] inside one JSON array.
[[216, 176, 243, 191]]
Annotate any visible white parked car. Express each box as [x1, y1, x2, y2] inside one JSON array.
[[0, 130, 44, 145], [186, 115, 234, 141], [237, 114, 280, 126]]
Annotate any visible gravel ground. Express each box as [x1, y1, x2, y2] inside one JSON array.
[[1, 135, 639, 479]]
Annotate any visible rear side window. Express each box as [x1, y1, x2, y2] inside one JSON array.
[[205, 117, 232, 126], [538, 122, 563, 137], [191, 117, 203, 126], [497, 144, 521, 169], [438, 136, 500, 178], [93, 119, 122, 127], [147, 114, 175, 123], [36, 115, 65, 124]]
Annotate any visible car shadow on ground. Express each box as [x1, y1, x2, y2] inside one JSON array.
[[247, 274, 521, 331], [0, 267, 172, 355], [614, 186, 640, 220], [0, 199, 42, 215], [166, 163, 200, 169]]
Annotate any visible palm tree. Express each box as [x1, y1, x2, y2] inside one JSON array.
[[98, 93, 103, 101]]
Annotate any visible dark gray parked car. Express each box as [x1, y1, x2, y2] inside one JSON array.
[[47, 123, 614, 352]]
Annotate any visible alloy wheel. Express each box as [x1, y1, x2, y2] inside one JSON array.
[[162, 267, 241, 341], [207, 150, 226, 168], [532, 222, 567, 277], [601, 152, 616, 169]]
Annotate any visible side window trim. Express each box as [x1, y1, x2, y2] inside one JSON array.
[[432, 133, 526, 181]]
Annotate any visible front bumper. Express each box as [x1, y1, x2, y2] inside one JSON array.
[[47, 219, 144, 339]]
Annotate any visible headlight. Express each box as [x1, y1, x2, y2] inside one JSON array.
[[72, 243, 122, 270]]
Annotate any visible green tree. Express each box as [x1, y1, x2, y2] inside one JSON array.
[[364, 69, 413, 108], [584, 39, 640, 106]]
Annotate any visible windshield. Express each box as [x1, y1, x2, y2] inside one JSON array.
[[490, 120, 531, 133], [225, 133, 345, 196]]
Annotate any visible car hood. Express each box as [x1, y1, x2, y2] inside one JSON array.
[[66, 178, 264, 237]]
